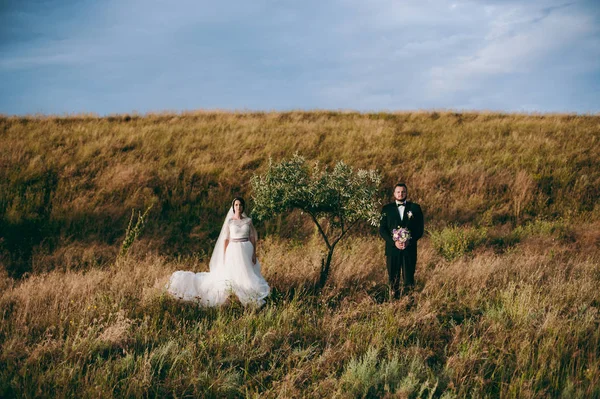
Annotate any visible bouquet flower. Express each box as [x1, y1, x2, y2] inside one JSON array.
[[392, 227, 411, 243]]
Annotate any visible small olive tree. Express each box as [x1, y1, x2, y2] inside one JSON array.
[[251, 154, 381, 288]]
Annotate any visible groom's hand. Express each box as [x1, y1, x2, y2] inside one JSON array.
[[395, 241, 406, 250]]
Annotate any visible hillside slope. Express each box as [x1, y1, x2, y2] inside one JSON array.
[[1, 111, 598, 277]]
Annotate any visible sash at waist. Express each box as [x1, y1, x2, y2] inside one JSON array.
[[230, 237, 249, 242]]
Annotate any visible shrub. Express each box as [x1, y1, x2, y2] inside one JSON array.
[[512, 218, 573, 241], [430, 226, 488, 261]]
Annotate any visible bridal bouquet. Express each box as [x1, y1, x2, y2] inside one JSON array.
[[392, 227, 411, 243]]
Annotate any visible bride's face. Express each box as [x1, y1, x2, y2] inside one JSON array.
[[233, 200, 244, 215]]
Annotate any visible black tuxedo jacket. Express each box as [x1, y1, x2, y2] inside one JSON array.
[[379, 201, 424, 257]]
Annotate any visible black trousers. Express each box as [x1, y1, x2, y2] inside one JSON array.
[[386, 252, 415, 298]]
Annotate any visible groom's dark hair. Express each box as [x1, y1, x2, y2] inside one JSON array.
[[395, 183, 407, 190], [232, 196, 246, 210]]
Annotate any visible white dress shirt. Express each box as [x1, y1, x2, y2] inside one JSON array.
[[396, 201, 406, 220]]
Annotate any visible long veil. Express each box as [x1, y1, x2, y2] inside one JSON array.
[[209, 206, 248, 273]]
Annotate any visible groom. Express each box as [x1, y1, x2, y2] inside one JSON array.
[[379, 183, 424, 299]]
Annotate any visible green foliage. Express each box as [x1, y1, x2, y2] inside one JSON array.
[[430, 226, 488, 261], [251, 154, 381, 227]]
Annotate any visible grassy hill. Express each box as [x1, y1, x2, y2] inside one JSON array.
[[1, 111, 599, 397]]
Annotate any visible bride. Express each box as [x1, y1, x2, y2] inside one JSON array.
[[166, 197, 270, 307]]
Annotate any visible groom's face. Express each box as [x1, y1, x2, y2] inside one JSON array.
[[394, 186, 407, 201]]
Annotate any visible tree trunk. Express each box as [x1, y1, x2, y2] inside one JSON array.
[[317, 246, 336, 289]]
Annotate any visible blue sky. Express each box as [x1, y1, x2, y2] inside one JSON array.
[[1, 0, 599, 115]]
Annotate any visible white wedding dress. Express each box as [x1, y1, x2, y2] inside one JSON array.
[[166, 210, 270, 307]]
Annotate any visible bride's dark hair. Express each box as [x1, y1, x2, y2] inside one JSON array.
[[231, 196, 246, 211]]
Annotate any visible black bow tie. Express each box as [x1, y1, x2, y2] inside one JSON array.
[[396, 202, 406, 207]]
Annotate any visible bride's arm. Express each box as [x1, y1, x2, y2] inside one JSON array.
[[249, 220, 258, 263]]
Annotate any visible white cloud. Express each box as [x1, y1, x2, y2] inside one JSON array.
[[428, 4, 598, 96]]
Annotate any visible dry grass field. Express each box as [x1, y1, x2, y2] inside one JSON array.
[[1, 111, 599, 397]]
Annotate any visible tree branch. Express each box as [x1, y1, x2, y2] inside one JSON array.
[[331, 219, 360, 248], [307, 210, 331, 250]]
